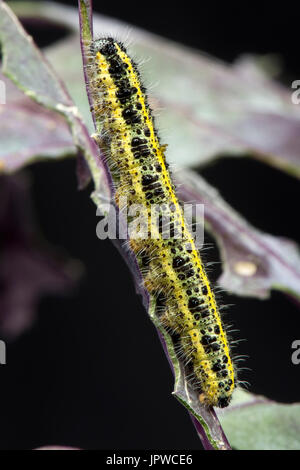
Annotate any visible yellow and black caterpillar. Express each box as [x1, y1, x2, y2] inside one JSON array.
[[88, 37, 235, 408]]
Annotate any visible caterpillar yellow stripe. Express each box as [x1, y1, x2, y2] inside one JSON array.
[[88, 37, 235, 408]]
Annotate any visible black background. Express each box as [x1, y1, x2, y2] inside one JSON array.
[[1, 0, 300, 450]]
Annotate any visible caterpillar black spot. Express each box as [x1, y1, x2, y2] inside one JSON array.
[[87, 37, 235, 408]]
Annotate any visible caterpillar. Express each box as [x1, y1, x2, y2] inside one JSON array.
[[87, 37, 235, 408]]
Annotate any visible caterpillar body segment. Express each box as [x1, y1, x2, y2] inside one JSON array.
[[88, 37, 235, 408]]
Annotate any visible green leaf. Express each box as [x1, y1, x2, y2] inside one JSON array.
[[217, 388, 300, 450]]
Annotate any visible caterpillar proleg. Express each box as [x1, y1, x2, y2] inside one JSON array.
[[87, 37, 235, 408]]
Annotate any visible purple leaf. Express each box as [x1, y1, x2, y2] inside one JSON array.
[[0, 1, 110, 200], [0, 73, 76, 171], [35, 446, 80, 450], [177, 168, 300, 300], [0, 1, 71, 109], [9, 2, 300, 178], [3, 2, 300, 179]]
